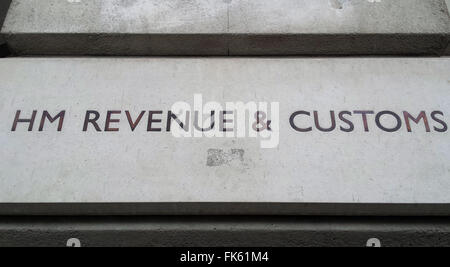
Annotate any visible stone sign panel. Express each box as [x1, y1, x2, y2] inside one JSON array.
[[0, 58, 449, 215]]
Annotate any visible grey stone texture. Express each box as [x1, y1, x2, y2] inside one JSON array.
[[1, 0, 449, 56], [1, 216, 450, 247]]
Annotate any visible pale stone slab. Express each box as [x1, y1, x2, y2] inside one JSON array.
[[0, 58, 449, 215], [1, 0, 449, 55]]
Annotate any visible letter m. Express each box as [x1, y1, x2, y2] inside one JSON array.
[[403, 111, 430, 132], [39, 110, 66, 131]]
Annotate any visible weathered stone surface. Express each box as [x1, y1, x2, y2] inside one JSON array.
[[1, 0, 449, 56], [0, 57, 449, 215]]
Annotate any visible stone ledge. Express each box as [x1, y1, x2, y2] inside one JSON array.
[[2, 0, 449, 56], [3, 33, 448, 56], [1, 216, 449, 247], [1, 203, 450, 216]]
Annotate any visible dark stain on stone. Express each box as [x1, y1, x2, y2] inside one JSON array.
[[207, 149, 244, 167]]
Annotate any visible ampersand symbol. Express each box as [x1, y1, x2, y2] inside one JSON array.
[[253, 111, 272, 132]]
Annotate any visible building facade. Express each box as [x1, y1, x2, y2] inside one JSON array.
[[0, 0, 449, 247]]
